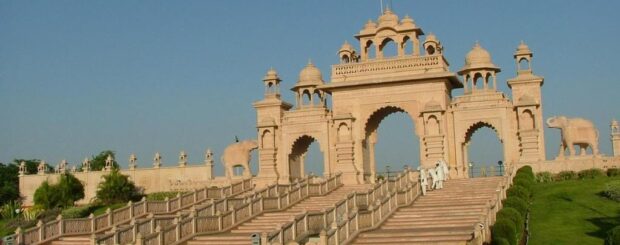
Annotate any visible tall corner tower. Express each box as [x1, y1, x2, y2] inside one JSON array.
[[507, 41, 546, 162], [253, 68, 292, 186]]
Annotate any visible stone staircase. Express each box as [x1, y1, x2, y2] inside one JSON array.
[[49, 236, 91, 245], [187, 185, 372, 245], [351, 177, 503, 245]]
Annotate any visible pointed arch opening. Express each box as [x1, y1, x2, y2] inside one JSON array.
[[288, 135, 324, 182], [380, 38, 398, 58], [463, 122, 504, 177], [519, 57, 530, 70], [363, 106, 419, 182], [365, 40, 376, 59]]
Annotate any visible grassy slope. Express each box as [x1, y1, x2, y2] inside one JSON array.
[[529, 176, 620, 244]]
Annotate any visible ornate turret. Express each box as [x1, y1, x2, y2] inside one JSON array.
[[292, 61, 326, 108], [263, 68, 281, 98], [338, 41, 359, 64], [458, 42, 501, 93], [356, 8, 424, 61], [423, 33, 443, 55]]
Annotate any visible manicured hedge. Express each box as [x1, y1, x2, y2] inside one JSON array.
[[535, 171, 553, 183], [516, 165, 535, 180], [578, 168, 606, 179], [507, 185, 530, 202], [555, 171, 577, 181], [513, 177, 534, 193], [503, 196, 528, 218], [492, 218, 517, 245], [496, 207, 524, 238]]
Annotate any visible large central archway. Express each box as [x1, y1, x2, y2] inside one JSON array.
[[362, 106, 420, 183]]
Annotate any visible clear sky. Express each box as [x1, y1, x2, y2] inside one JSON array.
[[1, 1, 619, 176]]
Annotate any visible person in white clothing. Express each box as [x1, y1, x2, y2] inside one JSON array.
[[440, 159, 450, 180], [428, 167, 438, 190], [418, 167, 428, 195], [435, 162, 445, 189]]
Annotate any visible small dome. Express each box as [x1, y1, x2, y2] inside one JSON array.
[[378, 9, 399, 27], [339, 41, 354, 53], [297, 61, 324, 86], [400, 14, 416, 28], [465, 42, 493, 66], [459, 42, 499, 74], [425, 33, 438, 43], [364, 19, 377, 30], [263, 68, 280, 81], [515, 40, 532, 56]]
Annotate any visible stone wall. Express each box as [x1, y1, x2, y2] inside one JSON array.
[[19, 165, 243, 206], [517, 156, 620, 174]]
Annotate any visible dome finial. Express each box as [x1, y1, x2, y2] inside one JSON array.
[[307, 59, 313, 66]]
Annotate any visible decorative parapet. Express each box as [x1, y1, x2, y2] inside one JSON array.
[[330, 55, 451, 83]]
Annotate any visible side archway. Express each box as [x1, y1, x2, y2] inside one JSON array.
[[287, 135, 324, 181]]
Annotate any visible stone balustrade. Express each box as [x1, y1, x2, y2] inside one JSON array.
[[466, 165, 515, 244], [330, 54, 450, 83], [263, 169, 419, 245], [14, 178, 252, 245], [128, 173, 342, 245]]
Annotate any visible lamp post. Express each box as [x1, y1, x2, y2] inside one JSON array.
[[468, 162, 474, 178], [497, 160, 504, 176], [385, 165, 391, 180]]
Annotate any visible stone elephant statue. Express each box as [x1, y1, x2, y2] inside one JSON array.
[[221, 140, 258, 178], [546, 116, 600, 158]]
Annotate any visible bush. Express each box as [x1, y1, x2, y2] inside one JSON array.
[[497, 207, 524, 238], [516, 166, 535, 180], [22, 206, 43, 221], [96, 169, 142, 205], [535, 171, 554, 183], [492, 237, 511, 245], [507, 185, 531, 202], [607, 168, 620, 177], [61, 204, 99, 219], [33, 173, 85, 209], [555, 171, 577, 181], [503, 196, 528, 218], [602, 181, 620, 202], [34, 181, 62, 209], [0, 200, 21, 219], [607, 225, 620, 245], [513, 177, 534, 192], [578, 168, 606, 179], [146, 192, 183, 201], [492, 218, 517, 245]]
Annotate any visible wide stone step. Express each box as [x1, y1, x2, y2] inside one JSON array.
[[382, 219, 478, 228], [360, 228, 472, 238], [390, 214, 480, 221], [352, 234, 472, 244]]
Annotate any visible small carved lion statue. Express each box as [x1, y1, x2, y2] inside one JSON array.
[[546, 116, 600, 158], [221, 140, 258, 178]]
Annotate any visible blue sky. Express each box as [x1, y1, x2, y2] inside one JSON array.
[[1, 1, 619, 175]]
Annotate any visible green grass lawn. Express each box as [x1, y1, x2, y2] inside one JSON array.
[[529, 176, 620, 244]]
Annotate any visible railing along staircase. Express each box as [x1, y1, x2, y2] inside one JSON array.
[[14, 178, 253, 245]]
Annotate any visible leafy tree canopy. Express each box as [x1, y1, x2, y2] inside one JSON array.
[[87, 150, 119, 171], [96, 169, 142, 205]]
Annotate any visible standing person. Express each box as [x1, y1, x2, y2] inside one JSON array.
[[428, 167, 438, 190], [418, 167, 428, 195], [435, 162, 444, 189], [440, 159, 450, 180]]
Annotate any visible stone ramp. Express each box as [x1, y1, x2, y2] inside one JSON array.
[[187, 184, 372, 245], [350, 177, 503, 245]]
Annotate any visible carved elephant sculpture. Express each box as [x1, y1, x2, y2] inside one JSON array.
[[546, 116, 600, 158], [221, 140, 258, 178]]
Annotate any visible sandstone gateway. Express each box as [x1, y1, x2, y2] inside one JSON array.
[[15, 8, 620, 245]]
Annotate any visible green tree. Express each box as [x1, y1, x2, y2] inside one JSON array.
[[57, 173, 85, 206], [33, 173, 85, 209], [34, 181, 61, 209], [87, 150, 118, 171], [0, 163, 20, 206], [96, 169, 142, 205]]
